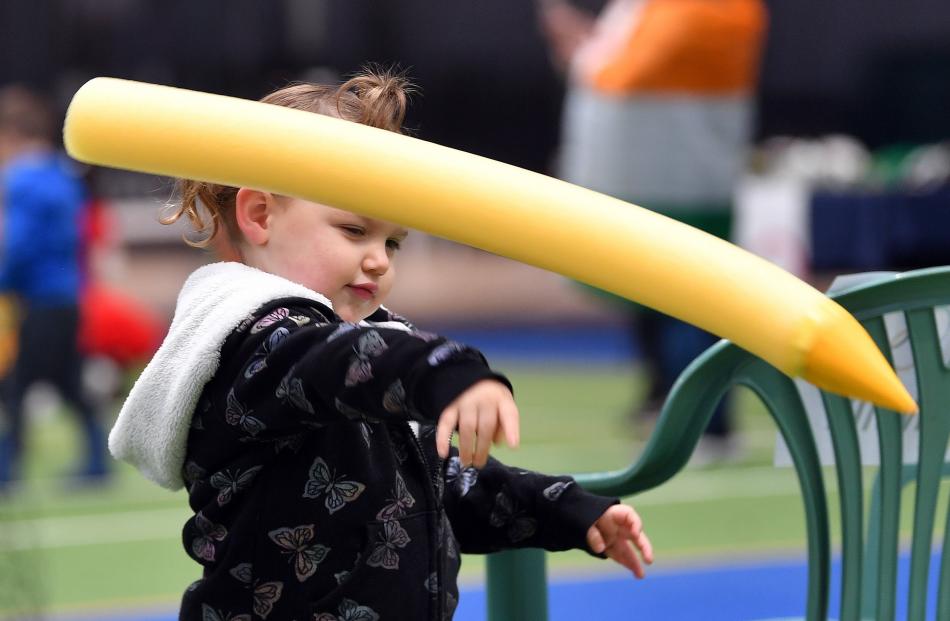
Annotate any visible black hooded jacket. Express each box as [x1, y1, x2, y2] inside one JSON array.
[[110, 263, 614, 621]]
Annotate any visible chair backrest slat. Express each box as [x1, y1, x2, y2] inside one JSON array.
[[905, 308, 950, 620], [741, 360, 830, 621], [822, 391, 864, 621], [861, 316, 904, 621]]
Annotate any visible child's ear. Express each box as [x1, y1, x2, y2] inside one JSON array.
[[235, 188, 274, 246]]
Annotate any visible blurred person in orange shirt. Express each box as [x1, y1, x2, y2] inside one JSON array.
[[540, 0, 768, 461]]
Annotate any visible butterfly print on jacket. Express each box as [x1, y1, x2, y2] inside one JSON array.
[[200, 603, 250, 621], [271, 433, 305, 454], [313, 598, 380, 621], [424, 572, 439, 594], [249, 307, 312, 335], [191, 512, 228, 562], [366, 519, 411, 570], [376, 471, 416, 521], [210, 465, 263, 506], [382, 379, 407, 414], [244, 326, 290, 379], [276, 373, 315, 415], [542, 480, 574, 502], [251, 308, 290, 334], [359, 422, 373, 449], [225, 389, 266, 436], [334, 569, 351, 585], [426, 341, 467, 366], [489, 490, 538, 543], [382, 380, 424, 422], [445, 456, 479, 497], [267, 524, 330, 582], [182, 460, 207, 493], [228, 563, 284, 619], [303, 457, 366, 514], [344, 331, 389, 387]]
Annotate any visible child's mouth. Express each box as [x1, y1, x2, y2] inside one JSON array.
[[347, 284, 377, 300]]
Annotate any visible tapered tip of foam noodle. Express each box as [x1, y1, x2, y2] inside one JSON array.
[[802, 303, 918, 414]]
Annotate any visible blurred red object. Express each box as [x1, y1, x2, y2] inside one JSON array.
[[79, 283, 164, 366]]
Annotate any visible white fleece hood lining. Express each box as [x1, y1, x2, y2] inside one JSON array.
[[108, 262, 406, 490]]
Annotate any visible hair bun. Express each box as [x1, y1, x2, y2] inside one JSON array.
[[339, 67, 411, 133]]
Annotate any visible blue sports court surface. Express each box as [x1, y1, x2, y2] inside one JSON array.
[[58, 552, 942, 621]]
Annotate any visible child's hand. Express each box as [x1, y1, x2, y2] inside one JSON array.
[[436, 379, 520, 468], [587, 504, 654, 578]]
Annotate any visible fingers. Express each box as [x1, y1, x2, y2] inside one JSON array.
[[439, 380, 518, 467], [623, 509, 654, 565], [457, 402, 477, 466], [436, 407, 458, 459], [626, 510, 642, 542], [498, 399, 520, 449], [586, 525, 606, 554], [473, 402, 496, 468], [636, 530, 655, 566], [602, 529, 652, 578], [612, 539, 647, 578]]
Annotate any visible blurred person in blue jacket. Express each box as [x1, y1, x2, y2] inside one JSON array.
[[0, 84, 108, 490]]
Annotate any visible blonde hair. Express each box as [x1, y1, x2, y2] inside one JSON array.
[[164, 68, 412, 248]]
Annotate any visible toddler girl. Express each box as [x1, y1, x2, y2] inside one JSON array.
[[110, 68, 652, 621]]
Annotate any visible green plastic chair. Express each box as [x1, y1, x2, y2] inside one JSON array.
[[486, 265, 950, 621]]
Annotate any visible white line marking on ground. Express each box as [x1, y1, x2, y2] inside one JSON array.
[[0, 507, 189, 550]]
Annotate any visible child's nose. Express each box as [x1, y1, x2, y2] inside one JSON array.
[[363, 244, 390, 275]]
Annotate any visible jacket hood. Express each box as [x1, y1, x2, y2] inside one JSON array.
[[109, 262, 334, 490]]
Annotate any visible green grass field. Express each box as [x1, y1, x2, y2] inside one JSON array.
[[0, 361, 931, 617]]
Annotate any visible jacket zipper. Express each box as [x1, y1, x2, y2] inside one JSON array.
[[405, 422, 445, 620]]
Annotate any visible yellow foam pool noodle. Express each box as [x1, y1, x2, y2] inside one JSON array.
[[64, 78, 915, 414]]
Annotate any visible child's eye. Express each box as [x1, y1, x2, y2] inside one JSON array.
[[386, 238, 403, 251], [340, 225, 365, 237]]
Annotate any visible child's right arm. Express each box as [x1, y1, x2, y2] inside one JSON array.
[[214, 300, 516, 457]]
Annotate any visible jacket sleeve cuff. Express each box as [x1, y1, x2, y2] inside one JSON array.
[[414, 360, 512, 420]]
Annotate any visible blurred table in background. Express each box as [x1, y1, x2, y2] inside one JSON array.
[[736, 177, 950, 286], [810, 186, 950, 271]]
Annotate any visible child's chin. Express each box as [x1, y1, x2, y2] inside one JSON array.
[[338, 304, 380, 323]]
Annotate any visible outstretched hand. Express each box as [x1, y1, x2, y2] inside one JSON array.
[[587, 504, 654, 578], [436, 380, 520, 468]]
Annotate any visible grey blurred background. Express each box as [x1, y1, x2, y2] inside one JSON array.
[[4, 1, 949, 154]]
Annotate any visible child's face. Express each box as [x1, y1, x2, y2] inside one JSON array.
[[260, 197, 408, 322]]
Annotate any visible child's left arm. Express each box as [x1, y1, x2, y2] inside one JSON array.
[[587, 503, 654, 578], [442, 451, 652, 576]]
